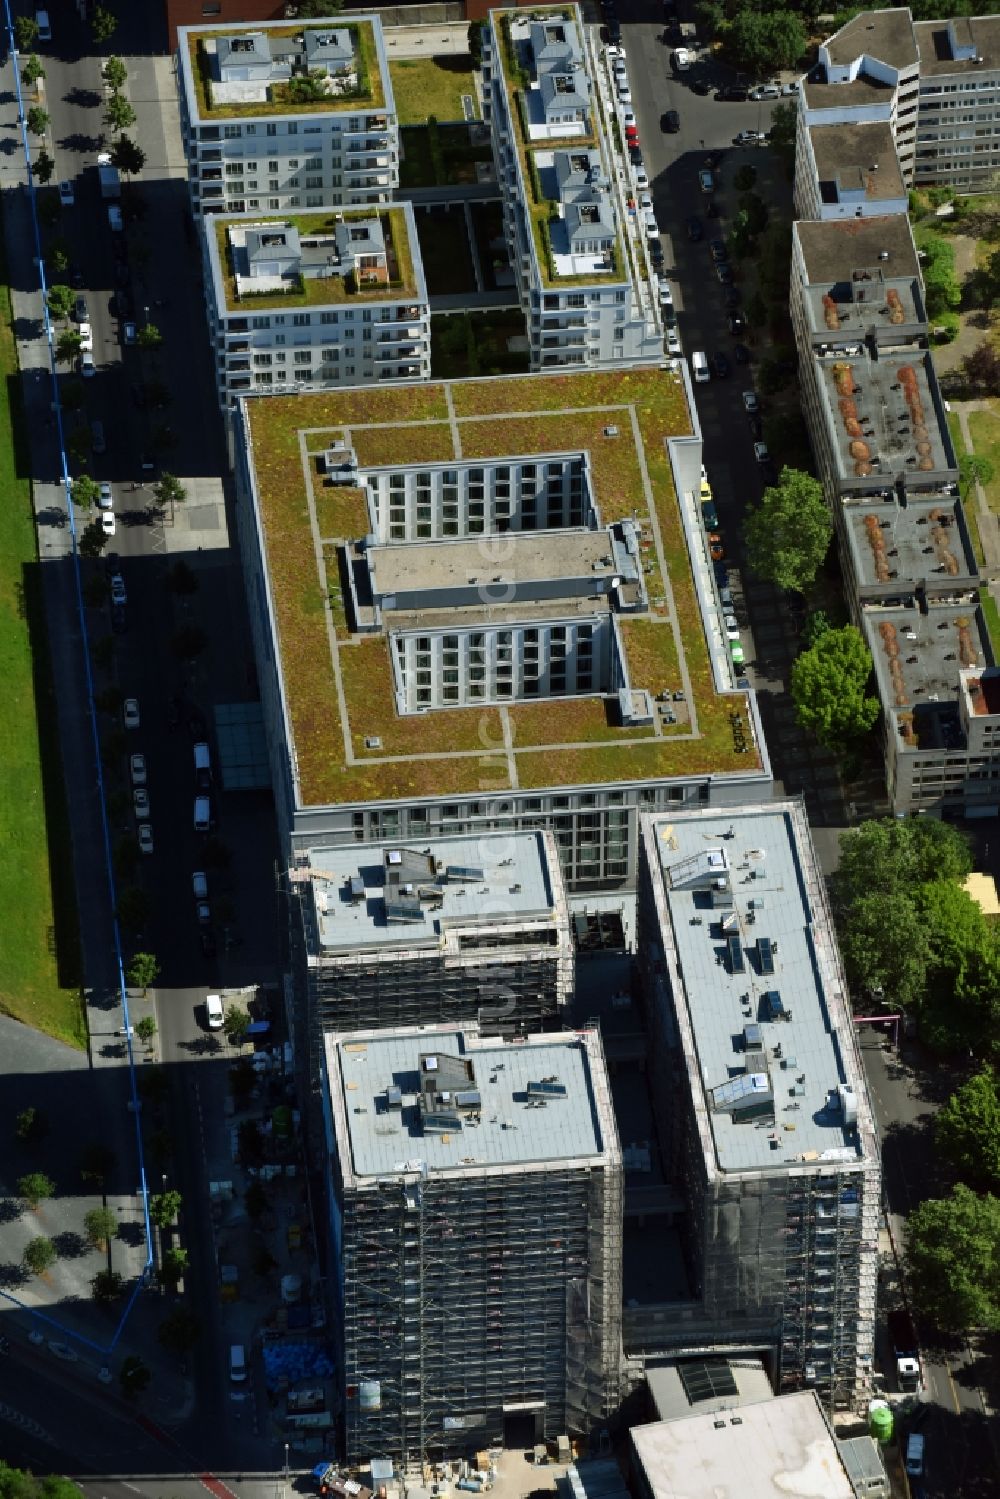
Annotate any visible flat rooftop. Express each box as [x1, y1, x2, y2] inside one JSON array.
[[369, 528, 617, 598], [809, 122, 905, 204], [244, 368, 758, 809], [801, 73, 893, 109], [915, 16, 1000, 75], [298, 831, 559, 952], [822, 8, 918, 71], [646, 1360, 774, 1423], [326, 1025, 611, 1180], [180, 17, 390, 120], [631, 1392, 855, 1499], [844, 491, 974, 589], [814, 346, 954, 486], [647, 803, 870, 1174], [209, 208, 421, 313], [866, 602, 990, 749], [795, 214, 920, 289]]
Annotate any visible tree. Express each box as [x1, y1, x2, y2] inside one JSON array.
[[768, 101, 798, 155], [937, 1070, 1000, 1190], [921, 236, 960, 318], [21, 54, 44, 89], [15, 1107, 48, 1144], [154, 472, 186, 508], [907, 1184, 1000, 1332], [55, 330, 82, 365], [14, 15, 39, 50], [224, 1007, 251, 1046], [149, 1189, 182, 1229], [80, 1141, 115, 1187], [32, 149, 56, 184], [962, 341, 1000, 397], [61, 379, 85, 413], [103, 92, 135, 135], [23, 1237, 56, 1276], [800, 610, 831, 650], [46, 283, 74, 321], [79, 520, 110, 560], [70, 474, 99, 508], [92, 1269, 124, 1302], [110, 134, 145, 179], [160, 1246, 189, 1289], [158, 1308, 200, 1356], [739, 192, 768, 237], [83, 1207, 119, 1250], [245, 1179, 268, 1221], [733, 164, 757, 193], [171, 625, 207, 661], [834, 819, 972, 912], [26, 106, 49, 137], [960, 452, 996, 495], [67, 429, 91, 468], [48, 243, 69, 277], [253, 1245, 277, 1278], [119, 1356, 150, 1398], [728, 11, 805, 74], [135, 1014, 157, 1046], [744, 468, 831, 592], [467, 19, 484, 64], [230, 1057, 257, 1105], [91, 5, 118, 47], [137, 322, 162, 349], [117, 886, 150, 932], [102, 55, 127, 90], [238, 1119, 264, 1167], [838, 890, 931, 1010], [790, 624, 879, 750], [126, 951, 160, 992], [294, 0, 345, 13], [18, 1172, 55, 1209], [166, 561, 198, 595]]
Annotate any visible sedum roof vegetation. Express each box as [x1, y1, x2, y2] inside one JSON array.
[[246, 367, 756, 808], [186, 21, 386, 119], [214, 208, 417, 312]]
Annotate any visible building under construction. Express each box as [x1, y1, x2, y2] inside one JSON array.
[[322, 1023, 623, 1463], [636, 801, 880, 1411], [291, 831, 572, 1075]]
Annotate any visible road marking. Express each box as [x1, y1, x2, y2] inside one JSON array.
[[946, 1359, 962, 1414]]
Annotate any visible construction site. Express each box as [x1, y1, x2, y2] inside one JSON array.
[[321, 1024, 623, 1464]]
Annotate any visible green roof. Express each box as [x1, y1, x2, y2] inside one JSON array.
[[212, 208, 418, 312], [185, 20, 386, 119], [246, 368, 757, 810]]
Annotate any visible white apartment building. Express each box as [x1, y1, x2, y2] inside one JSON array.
[[176, 16, 398, 218], [482, 6, 662, 370], [201, 205, 429, 404], [804, 8, 1000, 191]]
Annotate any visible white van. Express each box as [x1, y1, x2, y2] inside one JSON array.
[[229, 1343, 247, 1382], [194, 796, 211, 832], [904, 1434, 924, 1479], [691, 350, 710, 383], [205, 993, 224, 1030], [193, 742, 212, 790], [672, 46, 692, 70], [35, 9, 51, 41], [108, 205, 123, 233]]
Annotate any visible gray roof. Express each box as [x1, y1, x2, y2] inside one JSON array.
[[301, 831, 558, 952], [812, 344, 955, 488], [645, 803, 870, 1173], [529, 17, 582, 71], [844, 491, 975, 593], [244, 224, 301, 266], [327, 1025, 610, 1179], [368, 528, 621, 603], [554, 148, 605, 201], [646, 1360, 774, 1422], [564, 197, 614, 246], [631, 1392, 855, 1499], [808, 121, 904, 204], [865, 601, 990, 747], [540, 68, 590, 115], [216, 32, 274, 77], [335, 216, 385, 261], [303, 26, 355, 71], [914, 15, 1000, 74], [794, 214, 919, 287], [822, 7, 918, 71]]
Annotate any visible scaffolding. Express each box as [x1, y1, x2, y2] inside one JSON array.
[[333, 1028, 623, 1464]]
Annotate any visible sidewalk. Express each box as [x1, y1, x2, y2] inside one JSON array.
[[953, 399, 1000, 582]]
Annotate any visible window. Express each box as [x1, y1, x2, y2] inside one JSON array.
[[321, 311, 337, 324], [253, 354, 272, 367], [268, 160, 279, 173], [287, 159, 299, 169], [251, 317, 270, 330], [268, 198, 280, 209], [294, 351, 312, 364], [292, 314, 310, 327], [287, 123, 298, 135], [225, 162, 243, 176], [223, 125, 242, 139], [305, 156, 322, 170], [266, 123, 277, 137], [306, 176, 323, 189]]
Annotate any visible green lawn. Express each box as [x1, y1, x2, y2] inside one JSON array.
[[0, 238, 84, 1045], [388, 55, 479, 125], [431, 310, 529, 379], [968, 403, 1000, 513]]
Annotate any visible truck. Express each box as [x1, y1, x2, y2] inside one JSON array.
[[97, 152, 121, 200], [887, 1307, 921, 1393]]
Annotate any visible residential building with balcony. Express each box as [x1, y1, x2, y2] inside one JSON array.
[[481, 6, 661, 370], [803, 9, 1000, 191], [176, 16, 398, 218], [201, 205, 429, 404], [789, 213, 999, 814]]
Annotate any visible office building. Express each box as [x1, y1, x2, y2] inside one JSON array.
[[322, 1022, 622, 1461], [482, 6, 662, 369], [233, 367, 771, 893], [176, 16, 398, 219], [636, 803, 880, 1410], [291, 829, 573, 1066], [201, 205, 429, 404], [803, 8, 1000, 192]]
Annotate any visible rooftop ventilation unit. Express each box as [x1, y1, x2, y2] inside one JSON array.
[[349, 875, 365, 903], [446, 864, 485, 882], [385, 897, 423, 923], [527, 1078, 568, 1099], [422, 1110, 462, 1134], [758, 936, 775, 975], [727, 934, 745, 974]]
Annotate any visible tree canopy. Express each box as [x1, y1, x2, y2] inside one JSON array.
[[790, 624, 879, 749], [906, 1184, 1000, 1332], [727, 10, 806, 73], [937, 1070, 1000, 1192], [833, 818, 972, 910], [744, 467, 831, 592]]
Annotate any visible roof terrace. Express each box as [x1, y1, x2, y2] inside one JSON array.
[[242, 367, 757, 808], [844, 491, 975, 593], [644, 803, 872, 1175]]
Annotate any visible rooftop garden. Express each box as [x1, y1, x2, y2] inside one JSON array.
[[247, 367, 756, 808], [214, 207, 417, 312], [186, 21, 385, 120], [388, 54, 479, 126]]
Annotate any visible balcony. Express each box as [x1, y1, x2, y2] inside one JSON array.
[[202, 167, 223, 182], [344, 156, 391, 174], [200, 149, 222, 164], [346, 138, 391, 155]]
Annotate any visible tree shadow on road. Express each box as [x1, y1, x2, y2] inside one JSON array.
[[0, 1200, 24, 1227], [52, 1230, 88, 1260], [0, 1261, 29, 1289]]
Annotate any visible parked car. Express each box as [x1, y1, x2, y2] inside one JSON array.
[[193, 871, 209, 901], [123, 698, 140, 730], [702, 499, 718, 528], [742, 390, 760, 414], [698, 168, 714, 193], [58, 180, 74, 207], [734, 128, 767, 146], [754, 441, 770, 464], [78, 351, 96, 378], [622, 107, 637, 128], [749, 83, 780, 100], [665, 327, 681, 355], [660, 109, 680, 132], [710, 238, 728, 264], [724, 614, 740, 641], [649, 239, 664, 267], [73, 294, 87, 323], [205, 993, 224, 1029], [658, 278, 674, 308], [733, 342, 751, 364], [782, 80, 799, 96], [712, 351, 731, 378], [633, 164, 649, 189], [111, 572, 126, 605], [690, 76, 712, 95], [644, 210, 659, 238], [123, 321, 137, 345], [747, 414, 763, 440], [97, 482, 112, 509], [133, 787, 150, 819], [78, 321, 94, 353], [111, 603, 127, 635], [686, 216, 703, 241], [710, 535, 726, 562], [723, 288, 742, 311], [129, 752, 146, 786], [100, 511, 116, 537], [715, 84, 748, 101], [137, 823, 154, 855], [716, 262, 734, 284]]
